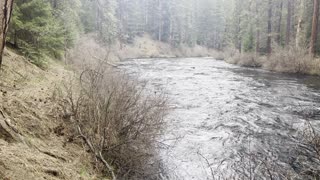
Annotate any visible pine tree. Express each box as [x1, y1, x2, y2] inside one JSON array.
[[267, 0, 273, 54], [0, 0, 14, 68], [310, 0, 319, 55], [8, 0, 65, 67], [286, 0, 292, 45]]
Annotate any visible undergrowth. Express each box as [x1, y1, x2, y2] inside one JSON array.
[[60, 61, 168, 179], [222, 44, 320, 75]]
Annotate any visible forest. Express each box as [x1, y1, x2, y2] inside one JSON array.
[[1, 0, 320, 180], [0, 0, 320, 68]]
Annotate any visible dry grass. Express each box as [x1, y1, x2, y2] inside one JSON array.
[[72, 34, 221, 62], [116, 35, 219, 59], [225, 49, 262, 68], [61, 62, 169, 179], [66, 34, 119, 70], [223, 45, 320, 75], [263, 45, 314, 74], [0, 49, 99, 180]]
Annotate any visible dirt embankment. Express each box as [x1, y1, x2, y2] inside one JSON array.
[[0, 50, 98, 180]]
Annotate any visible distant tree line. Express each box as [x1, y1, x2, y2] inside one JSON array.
[[117, 0, 320, 56], [222, 0, 319, 56], [0, 0, 320, 67], [117, 0, 226, 49]]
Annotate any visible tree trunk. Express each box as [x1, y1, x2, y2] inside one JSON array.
[[267, 0, 273, 55], [285, 0, 292, 45], [296, 0, 304, 47], [144, 0, 148, 33], [158, 0, 162, 41], [95, 1, 101, 34], [238, 16, 242, 53], [277, 0, 283, 44], [310, 0, 319, 56], [255, 0, 260, 54], [0, 0, 14, 68], [291, 0, 296, 40]]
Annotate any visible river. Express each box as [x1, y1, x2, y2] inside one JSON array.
[[119, 58, 320, 180]]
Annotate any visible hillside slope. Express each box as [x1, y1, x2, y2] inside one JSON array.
[[0, 49, 98, 180]]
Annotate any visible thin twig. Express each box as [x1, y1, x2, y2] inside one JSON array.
[[77, 125, 117, 180]]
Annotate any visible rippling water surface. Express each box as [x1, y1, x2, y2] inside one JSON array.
[[119, 58, 320, 179]]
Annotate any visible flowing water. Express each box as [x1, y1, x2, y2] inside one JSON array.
[[119, 58, 320, 179]]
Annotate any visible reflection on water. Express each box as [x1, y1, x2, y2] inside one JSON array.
[[119, 58, 320, 179]]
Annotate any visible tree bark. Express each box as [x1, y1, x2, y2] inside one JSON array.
[[158, 0, 162, 41], [255, 0, 260, 54], [285, 0, 292, 45], [277, 0, 283, 44], [267, 0, 273, 55], [296, 0, 304, 47], [238, 16, 242, 53], [0, 0, 14, 68], [310, 0, 319, 56]]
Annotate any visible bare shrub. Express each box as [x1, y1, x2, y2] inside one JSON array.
[[66, 34, 119, 70], [295, 121, 320, 178], [222, 44, 320, 75], [224, 48, 261, 68], [210, 50, 225, 60], [309, 58, 320, 75], [208, 147, 317, 179], [237, 53, 262, 67], [225, 54, 241, 64], [223, 46, 240, 62], [263, 44, 313, 74], [61, 64, 168, 179], [207, 120, 320, 180], [228, 151, 290, 180]]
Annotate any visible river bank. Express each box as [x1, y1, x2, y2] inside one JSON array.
[[76, 34, 320, 77], [67, 34, 222, 66], [221, 46, 320, 76], [0, 49, 99, 179], [113, 35, 222, 60], [0, 35, 172, 179]]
